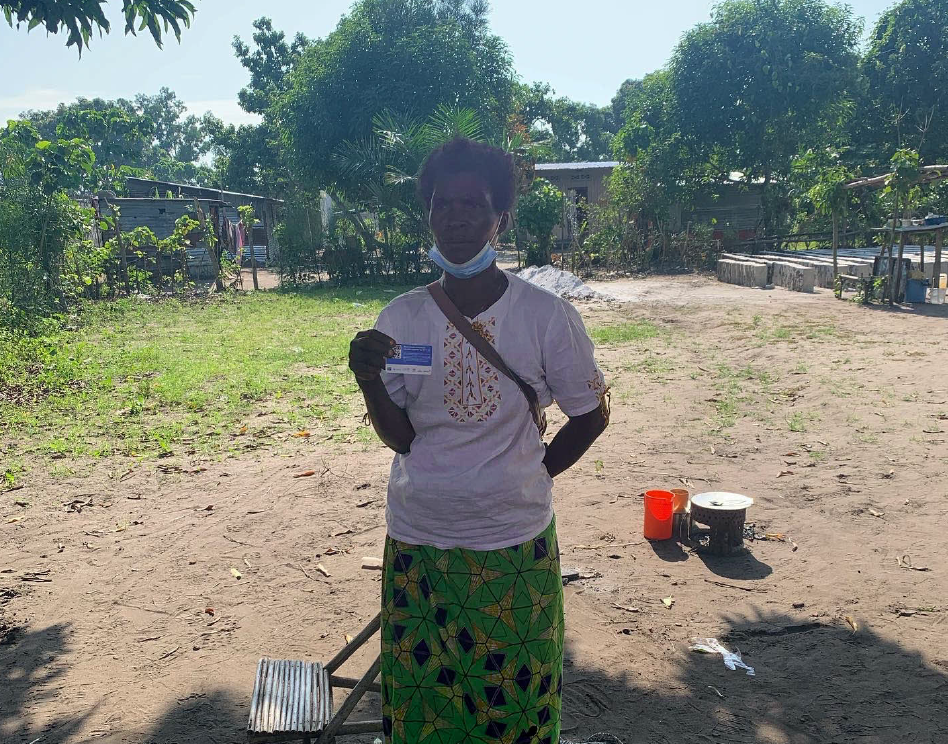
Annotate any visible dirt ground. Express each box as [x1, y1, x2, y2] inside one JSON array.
[[3, 274, 948, 744]]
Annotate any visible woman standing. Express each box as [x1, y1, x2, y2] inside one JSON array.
[[349, 138, 609, 744]]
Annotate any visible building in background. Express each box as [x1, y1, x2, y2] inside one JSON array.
[[534, 162, 765, 247]]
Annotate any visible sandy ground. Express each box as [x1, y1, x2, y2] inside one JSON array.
[[3, 274, 948, 744]]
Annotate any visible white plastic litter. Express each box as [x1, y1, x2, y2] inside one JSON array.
[[689, 637, 756, 676], [517, 265, 613, 302]]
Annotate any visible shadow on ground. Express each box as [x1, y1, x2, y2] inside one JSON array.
[[5, 611, 947, 743], [1, 623, 99, 743]]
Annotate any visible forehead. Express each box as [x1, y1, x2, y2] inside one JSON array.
[[431, 171, 494, 206]]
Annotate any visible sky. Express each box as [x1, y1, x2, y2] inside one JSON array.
[[0, 0, 895, 125]]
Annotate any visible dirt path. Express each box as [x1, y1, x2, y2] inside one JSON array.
[[3, 275, 948, 743]]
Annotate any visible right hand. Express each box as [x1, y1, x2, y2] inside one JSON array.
[[349, 329, 397, 382]]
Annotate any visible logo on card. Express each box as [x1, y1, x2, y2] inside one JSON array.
[[385, 344, 433, 376]]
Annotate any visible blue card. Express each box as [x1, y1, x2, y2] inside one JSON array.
[[385, 344, 433, 375]]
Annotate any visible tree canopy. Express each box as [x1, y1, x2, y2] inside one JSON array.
[[862, 0, 948, 162], [276, 0, 516, 187], [2, 0, 196, 53]]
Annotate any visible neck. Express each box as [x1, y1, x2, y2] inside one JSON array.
[[441, 262, 507, 317]]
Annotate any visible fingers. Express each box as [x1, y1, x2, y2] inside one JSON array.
[[349, 329, 396, 381], [356, 329, 397, 350]]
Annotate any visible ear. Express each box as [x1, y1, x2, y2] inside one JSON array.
[[497, 211, 512, 237]]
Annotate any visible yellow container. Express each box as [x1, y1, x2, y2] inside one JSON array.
[[940, 273, 948, 290]]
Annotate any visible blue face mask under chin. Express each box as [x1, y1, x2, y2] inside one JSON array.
[[429, 241, 498, 279]]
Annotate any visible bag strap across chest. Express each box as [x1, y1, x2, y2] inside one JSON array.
[[427, 280, 547, 436]]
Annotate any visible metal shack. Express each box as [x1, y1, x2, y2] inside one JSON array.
[[97, 179, 284, 280]]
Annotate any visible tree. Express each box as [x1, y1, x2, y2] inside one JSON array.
[[233, 17, 311, 116], [0, 120, 99, 318], [2, 0, 196, 54], [277, 0, 516, 188], [517, 83, 617, 162], [613, 70, 707, 228], [862, 0, 948, 163], [21, 91, 218, 189], [517, 178, 563, 266], [670, 0, 862, 231], [330, 106, 488, 281]]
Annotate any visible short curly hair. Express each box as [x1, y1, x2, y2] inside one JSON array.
[[417, 137, 518, 213]]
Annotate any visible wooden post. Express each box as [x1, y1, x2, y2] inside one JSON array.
[[249, 215, 260, 291], [831, 208, 839, 282], [934, 227, 943, 297], [886, 194, 900, 304], [110, 204, 131, 297], [894, 226, 907, 305], [193, 199, 224, 292]]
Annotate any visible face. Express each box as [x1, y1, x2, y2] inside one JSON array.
[[429, 171, 510, 264]]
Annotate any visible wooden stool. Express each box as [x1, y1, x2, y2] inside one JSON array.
[[248, 613, 382, 743]]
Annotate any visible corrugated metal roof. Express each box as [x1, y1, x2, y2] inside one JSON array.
[[535, 161, 620, 171]]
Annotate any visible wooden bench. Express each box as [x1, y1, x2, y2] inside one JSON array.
[[248, 613, 382, 744]]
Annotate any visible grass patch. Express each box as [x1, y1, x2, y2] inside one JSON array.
[[589, 320, 662, 345], [787, 413, 808, 433], [1, 286, 403, 467], [755, 320, 840, 343]]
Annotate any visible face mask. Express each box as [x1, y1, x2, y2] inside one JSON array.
[[429, 240, 498, 279]]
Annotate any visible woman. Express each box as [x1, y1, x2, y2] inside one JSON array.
[[349, 137, 609, 744]]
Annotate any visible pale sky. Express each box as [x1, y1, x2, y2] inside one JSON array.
[[0, 0, 894, 125]]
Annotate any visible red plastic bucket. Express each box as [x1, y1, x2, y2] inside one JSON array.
[[644, 490, 675, 541]]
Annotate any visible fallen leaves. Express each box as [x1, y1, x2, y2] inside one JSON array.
[[6, 516, 23, 524], [613, 604, 641, 614], [292, 430, 311, 439], [662, 597, 675, 609], [778, 470, 795, 478], [844, 616, 859, 634], [868, 508, 885, 519], [294, 470, 317, 479], [362, 557, 383, 571], [315, 563, 331, 578]]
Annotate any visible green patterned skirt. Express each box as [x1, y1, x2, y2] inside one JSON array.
[[381, 519, 564, 744]]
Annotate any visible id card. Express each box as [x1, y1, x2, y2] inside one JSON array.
[[385, 344, 433, 376]]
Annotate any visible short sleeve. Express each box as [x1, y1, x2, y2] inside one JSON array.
[[374, 305, 409, 410], [541, 299, 607, 417]]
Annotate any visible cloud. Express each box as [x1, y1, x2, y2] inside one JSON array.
[[184, 99, 261, 127], [0, 88, 72, 121], [0, 89, 261, 128]]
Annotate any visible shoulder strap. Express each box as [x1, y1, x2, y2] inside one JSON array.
[[427, 281, 546, 435]]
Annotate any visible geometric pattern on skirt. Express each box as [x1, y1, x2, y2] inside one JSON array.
[[381, 519, 564, 744]]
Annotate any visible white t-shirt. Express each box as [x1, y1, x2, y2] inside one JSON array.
[[374, 272, 606, 551]]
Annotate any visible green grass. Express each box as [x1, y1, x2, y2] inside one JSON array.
[[1, 286, 403, 470], [589, 320, 662, 345], [787, 412, 808, 433], [754, 320, 840, 343]]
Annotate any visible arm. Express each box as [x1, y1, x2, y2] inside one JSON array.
[[358, 377, 415, 454], [349, 329, 416, 455], [542, 406, 608, 479]]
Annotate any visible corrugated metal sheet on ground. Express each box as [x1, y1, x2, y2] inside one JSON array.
[[248, 659, 331, 740]]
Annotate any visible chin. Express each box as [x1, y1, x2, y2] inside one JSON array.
[[440, 245, 481, 263]]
